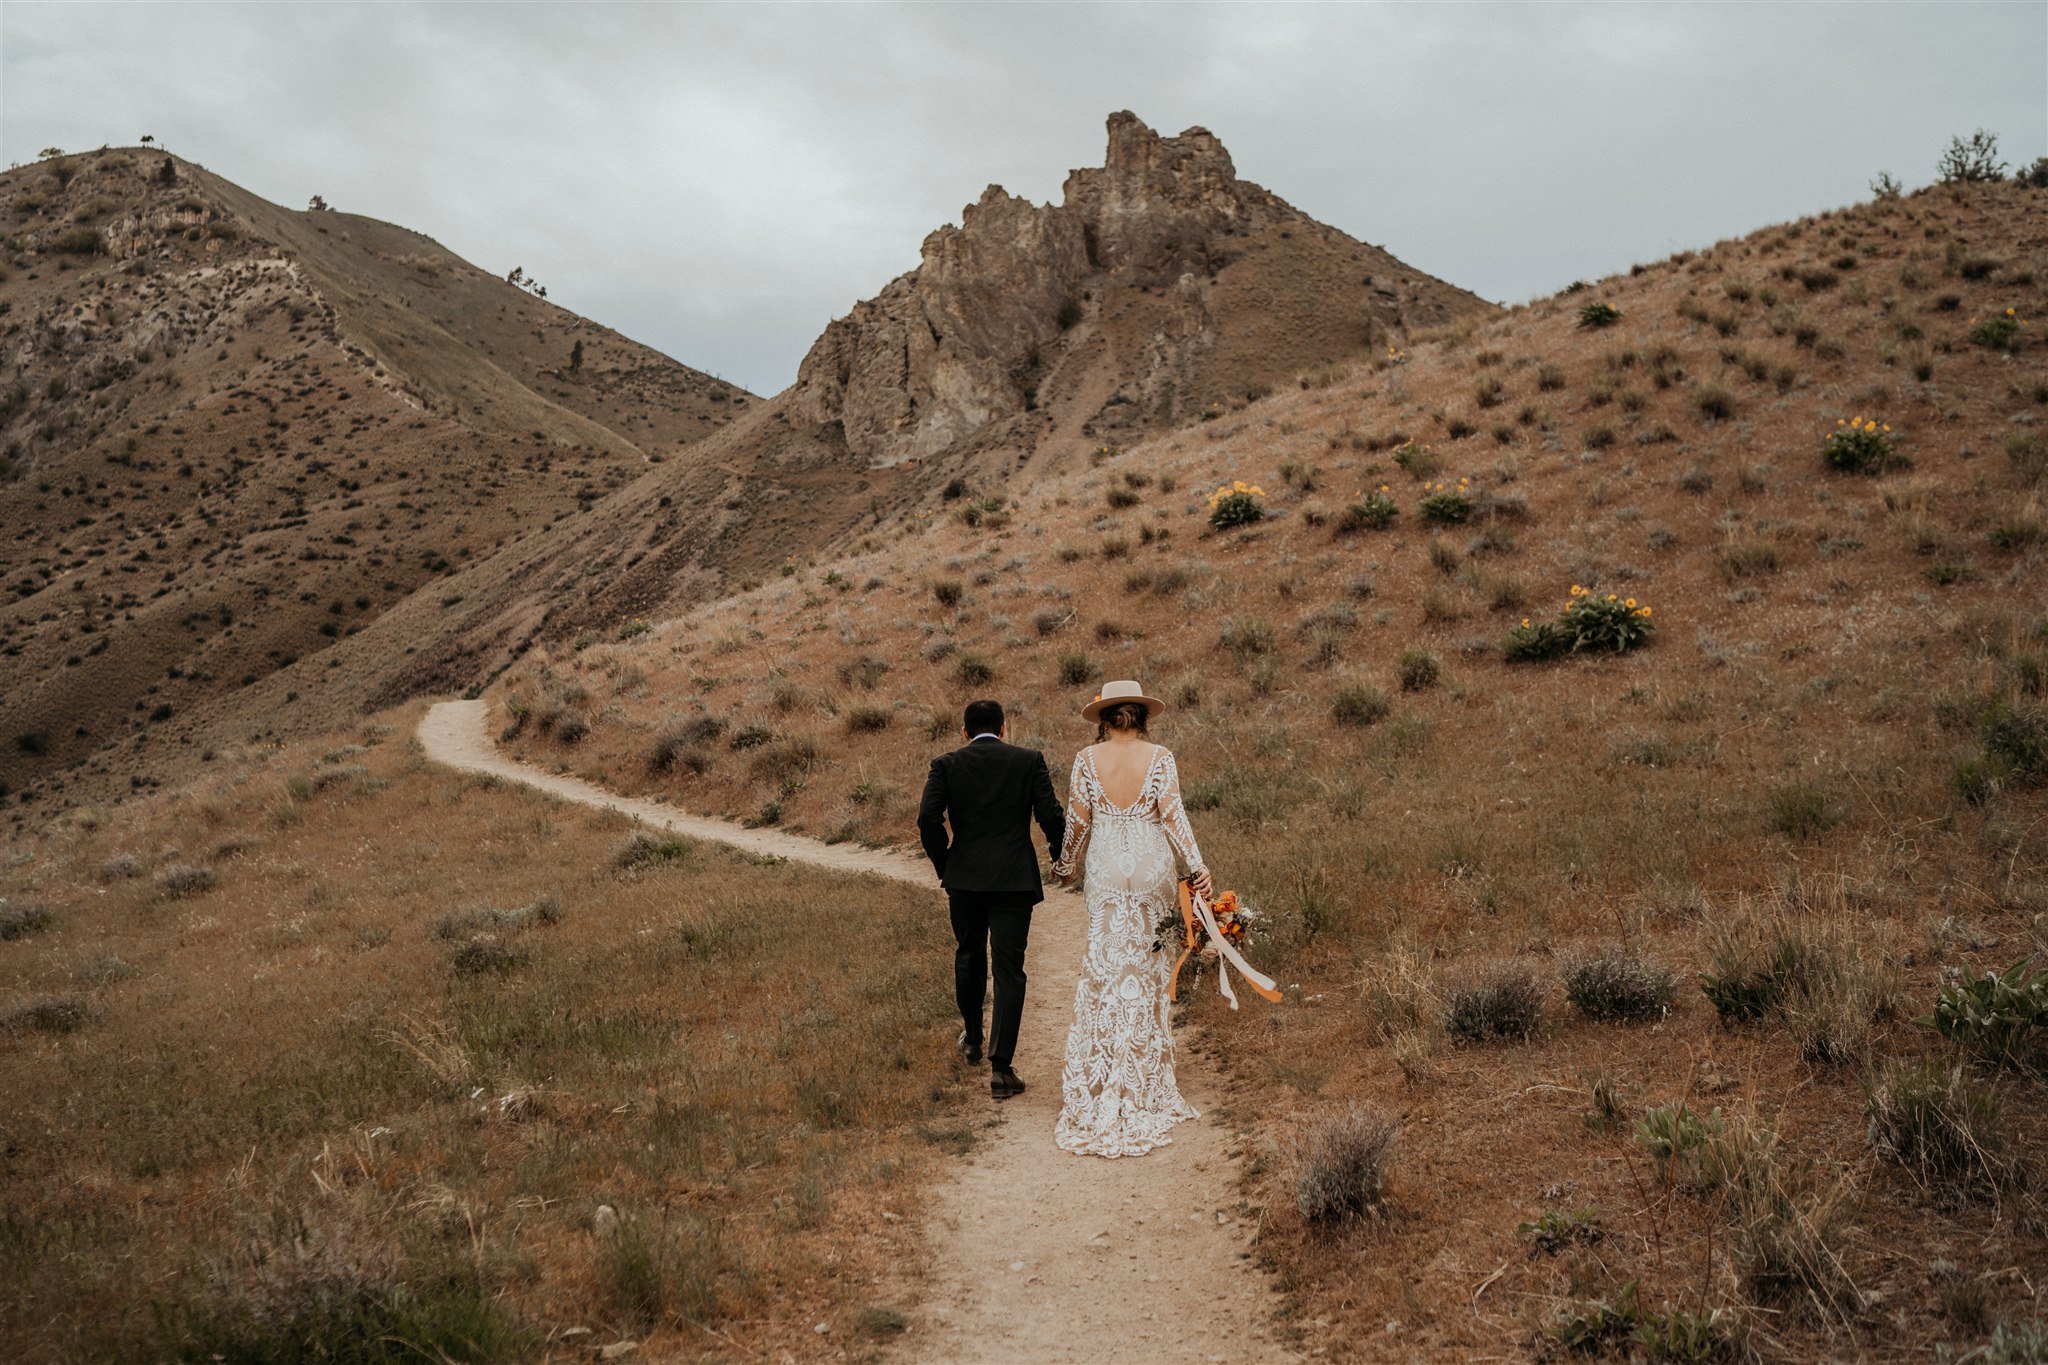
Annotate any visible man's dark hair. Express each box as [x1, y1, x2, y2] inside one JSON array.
[[963, 699, 1005, 736]]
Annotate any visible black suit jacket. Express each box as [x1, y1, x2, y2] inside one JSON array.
[[918, 738, 1065, 901]]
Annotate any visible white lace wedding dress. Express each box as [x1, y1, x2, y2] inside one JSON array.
[[1049, 743, 1204, 1158]]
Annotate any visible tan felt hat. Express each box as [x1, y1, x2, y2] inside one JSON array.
[[1082, 679, 1166, 723]]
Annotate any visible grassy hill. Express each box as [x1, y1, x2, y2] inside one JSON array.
[[0, 147, 752, 807], [2, 164, 2045, 1361], [482, 176, 2048, 1357]]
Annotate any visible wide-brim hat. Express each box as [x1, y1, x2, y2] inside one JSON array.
[[1082, 679, 1166, 723]]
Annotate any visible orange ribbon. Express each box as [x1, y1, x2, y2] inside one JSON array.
[[1170, 880, 1282, 1009]]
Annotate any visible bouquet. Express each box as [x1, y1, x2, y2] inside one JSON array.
[[1156, 879, 1281, 1007]]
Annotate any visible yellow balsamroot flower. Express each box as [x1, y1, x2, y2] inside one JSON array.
[[1571, 584, 1586, 596], [1625, 598, 1637, 608], [1521, 618, 1532, 628], [1882, 424, 1892, 432], [1638, 607, 1653, 618]]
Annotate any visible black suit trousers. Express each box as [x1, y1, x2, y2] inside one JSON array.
[[949, 890, 1034, 1070]]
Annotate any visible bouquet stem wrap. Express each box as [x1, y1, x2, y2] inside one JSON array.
[[1171, 881, 1282, 1009]]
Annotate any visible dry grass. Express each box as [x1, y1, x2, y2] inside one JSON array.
[[9, 179, 2048, 1360], [0, 709, 965, 1359]]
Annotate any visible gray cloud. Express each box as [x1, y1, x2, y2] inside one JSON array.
[[5, 2, 2041, 396]]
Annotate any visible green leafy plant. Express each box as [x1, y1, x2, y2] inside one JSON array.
[[1207, 480, 1267, 530], [1578, 301, 1622, 329], [1337, 486, 1398, 533], [1921, 958, 2048, 1066], [1970, 309, 2023, 352], [1391, 440, 1441, 479], [1417, 478, 1473, 524], [1823, 416, 1906, 474], [1504, 585, 1655, 661], [1636, 1101, 1724, 1173], [1519, 1206, 1603, 1256]]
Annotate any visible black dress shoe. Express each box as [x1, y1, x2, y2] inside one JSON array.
[[957, 1030, 983, 1065], [990, 1068, 1026, 1100]]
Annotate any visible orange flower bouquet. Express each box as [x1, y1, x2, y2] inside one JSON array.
[[1156, 879, 1280, 1007]]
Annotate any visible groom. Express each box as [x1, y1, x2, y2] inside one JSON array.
[[917, 699, 1064, 1100]]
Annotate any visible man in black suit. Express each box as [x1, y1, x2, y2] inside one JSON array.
[[917, 698, 1065, 1099]]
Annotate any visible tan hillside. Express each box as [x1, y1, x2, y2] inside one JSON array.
[[348, 109, 1495, 710], [482, 178, 2048, 1357], [3, 115, 1492, 816], [5, 147, 2048, 1364], [0, 147, 752, 806]]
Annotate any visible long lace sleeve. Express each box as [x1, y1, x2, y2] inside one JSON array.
[[1155, 750, 1206, 876], [1050, 751, 1092, 881]]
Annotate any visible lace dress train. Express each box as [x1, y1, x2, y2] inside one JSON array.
[[1049, 745, 1205, 1158]]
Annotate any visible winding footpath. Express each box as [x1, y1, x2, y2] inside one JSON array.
[[418, 700, 1289, 1363]]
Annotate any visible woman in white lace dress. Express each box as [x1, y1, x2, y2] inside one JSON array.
[[1049, 680, 1215, 1158]]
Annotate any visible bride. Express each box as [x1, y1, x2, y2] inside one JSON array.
[[1049, 680, 1214, 1158]]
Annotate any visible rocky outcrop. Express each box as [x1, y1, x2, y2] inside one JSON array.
[[791, 111, 1492, 468]]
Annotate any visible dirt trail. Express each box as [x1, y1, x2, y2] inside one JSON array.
[[418, 700, 1289, 1363]]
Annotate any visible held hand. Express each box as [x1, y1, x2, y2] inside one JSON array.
[[1189, 867, 1215, 901]]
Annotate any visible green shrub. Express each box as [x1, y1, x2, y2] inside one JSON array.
[[930, 578, 964, 608], [1391, 440, 1442, 479], [1766, 783, 1836, 838], [1218, 616, 1274, 661], [1636, 1102, 1724, 1189], [1519, 1207, 1603, 1256], [1336, 487, 1398, 533], [0, 900, 53, 940], [1823, 415, 1905, 473], [1397, 650, 1439, 692], [1443, 963, 1544, 1043], [2008, 432, 2047, 486], [1578, 301, 1622, 329], [157, 1246, 531, 1364], [450, 935, 527, 975], [1291, 1103, 1398, 1222], [154, 864, 216, 899], [1937, 128, 2008, 183], [1970, 309, 2023, 352], [954, 653, 994, 686], [845, 705, 891, 734], [1206, 480, 1267, 530], [1865, 1059, 2022, 1203], [1718, 540, 1780, 579], [1057, 652, 1097, 686], [1505, 585, 1655, 661], [49, 226, 103, 255], [1331, 684, 1391, 727], [1565, 948, 1678, 1022], [1417, 479, 1473, 524], [650, 716, 724, 772], [1921, 958, 2048, 1066], [2, 996, 89, 1034]]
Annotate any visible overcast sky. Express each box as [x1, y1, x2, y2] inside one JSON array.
[[5, 3, 2043, 396]]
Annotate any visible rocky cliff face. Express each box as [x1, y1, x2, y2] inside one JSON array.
[[792, 111, 1491, 468]]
